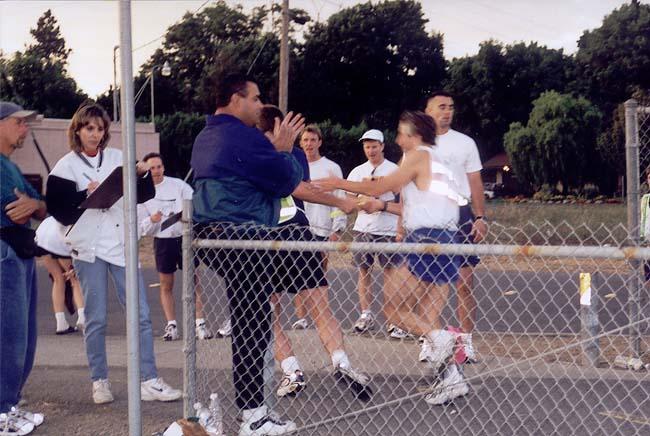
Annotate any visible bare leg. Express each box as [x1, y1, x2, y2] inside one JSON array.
[[357, 266, 373, 312], [159, 272, 175, 322], [383, 265, 440, 337], [456, 266, 476, 333], [272, 293, 294, 363], [293, 292, 308, 320], [418, 280, 451, 331], [304, 286, 344, 355], [58, 258, 84, 310], [44, 255, 66, 313]]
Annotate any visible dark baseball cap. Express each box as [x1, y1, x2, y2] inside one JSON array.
[[0, 101, 37, 121]]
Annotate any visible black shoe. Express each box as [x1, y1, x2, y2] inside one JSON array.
[[56, 326, 77, 335], [334, 365, 373, 402]]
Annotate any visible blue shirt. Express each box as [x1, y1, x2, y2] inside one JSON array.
[[191, 114, 303, 226], [1, 154, 41, 228]]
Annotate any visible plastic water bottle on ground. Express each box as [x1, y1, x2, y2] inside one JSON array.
[[193, 402, 211, 429], [205, 393, 223, 436]]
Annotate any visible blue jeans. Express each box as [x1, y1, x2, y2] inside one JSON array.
[[0, 241, 38, 412], [73, 257, 157, 381]]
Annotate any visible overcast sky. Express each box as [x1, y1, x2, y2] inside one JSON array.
[[0, 0, 642, 97]]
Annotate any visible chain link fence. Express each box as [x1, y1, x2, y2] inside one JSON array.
[[180, 201, 649, 435]]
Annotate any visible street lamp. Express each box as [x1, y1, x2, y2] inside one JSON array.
[[134, 61, 171, 130], [150, 61, 171, 127]]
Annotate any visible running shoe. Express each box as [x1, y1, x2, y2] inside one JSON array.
[[276, 370, 306, 397], [353, 311, 375, 333], [291, 318, 309, 330], [334, 364, 373, 402], [162, 323, 179, 341], [196, 322, 214, 340], [92, 379, 114, 404], [217, 319, 232, 338], [238, 406, 296, 436], [0, 412, 34, 435], [141, 377, 182, 402], [424, 363, 469, 405]]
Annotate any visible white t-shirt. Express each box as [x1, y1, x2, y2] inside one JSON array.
[[347, 159, 400, 236], [304, 156, 347, 238], [139, 176, 193, 238], [435, 129, 482, 201]]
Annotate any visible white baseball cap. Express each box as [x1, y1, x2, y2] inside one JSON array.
[[359, 129, 384, 143]]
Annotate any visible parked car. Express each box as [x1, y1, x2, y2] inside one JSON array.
[[483, 182, 503, 199]]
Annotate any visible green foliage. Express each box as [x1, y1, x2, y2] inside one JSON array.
[[574, 0, 650, 112], [25, 9, 71, 64], [293, 0, 446, 127], [446, 41, 575, 159], [155, 112, 206, 179], [504, 91, 601, 191], [0, 10, 86, 117]]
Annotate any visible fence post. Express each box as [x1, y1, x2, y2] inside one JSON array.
[[624, 98, 642, 358], [579, 272, 601, 366], [182, 199, 196, 417]]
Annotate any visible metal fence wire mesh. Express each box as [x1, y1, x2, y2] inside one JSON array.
[[636, 99, 650, 176], [183, 217, 650, 436]]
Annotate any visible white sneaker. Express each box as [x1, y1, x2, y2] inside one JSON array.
[[217, 319, 232, 338], [162, 323, 179, 341], [291, 318, 309, 330], [460, 333, 478, 363], [9, 408, 43, 427], [92, 379, 114, 404], [239, 406, 296, 436], [419, 330, 455, 372], [387, 324, 412, 340], [0, 412, 34, 435], [353, 311, 375, 333], [334, 364, 373, 401], [424, 363, 469, 405], [141, 377, 182, 402], [276, 370, 306, 397], [196, 322, 214, 340]]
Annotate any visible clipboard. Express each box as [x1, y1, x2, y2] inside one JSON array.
[[160, 212, 182, 232], [79, 166, 123, 209]]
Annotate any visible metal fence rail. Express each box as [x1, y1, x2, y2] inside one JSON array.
[[182, 206, 649, 435]]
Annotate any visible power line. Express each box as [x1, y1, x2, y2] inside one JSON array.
[[131, 0, 211, 53]]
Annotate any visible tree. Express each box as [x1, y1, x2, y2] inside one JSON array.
[[293, 0, 446, 127], [446, 41, 575, 159], [25, 9, 71, 64], [504, 91, 601, 191], [0, 10, 86, 117], [129, 0, 309, 118], [574, 0, 650, 112]]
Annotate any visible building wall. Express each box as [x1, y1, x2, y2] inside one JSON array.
[[13, 118, 159, 194]]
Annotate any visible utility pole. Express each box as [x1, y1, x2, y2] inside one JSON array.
[[113, 45, 119, 122], [279, 0, 289, 113]]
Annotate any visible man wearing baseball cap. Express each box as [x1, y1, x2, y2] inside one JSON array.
[[346, 129, 403, 336], [1, 101, 47, 434]]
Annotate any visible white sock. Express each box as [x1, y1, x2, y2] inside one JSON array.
[[460, 332, 472, 344], [167, 320, 177, 327], [361, 310, 372, 316], [242, 405, 267, 422], [331, 349, 350, 369], [55, 312, 69, 331], [280, 356, 301, 374], [76, 307, 86, 326], [195, 318, 205, 327]]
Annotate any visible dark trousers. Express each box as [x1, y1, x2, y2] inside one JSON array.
[[198, 224, 271, 410]]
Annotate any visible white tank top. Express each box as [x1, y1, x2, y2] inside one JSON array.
[[401, 146, 463, 231]]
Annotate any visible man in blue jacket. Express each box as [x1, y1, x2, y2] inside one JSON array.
[[191, 74, 304, 436]]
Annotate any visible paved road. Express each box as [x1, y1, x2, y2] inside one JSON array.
[[26, 265, 648, 435], [35, 264, 643, 343]]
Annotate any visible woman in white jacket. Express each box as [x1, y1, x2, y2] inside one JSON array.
[[45, 102, 181, 405]]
